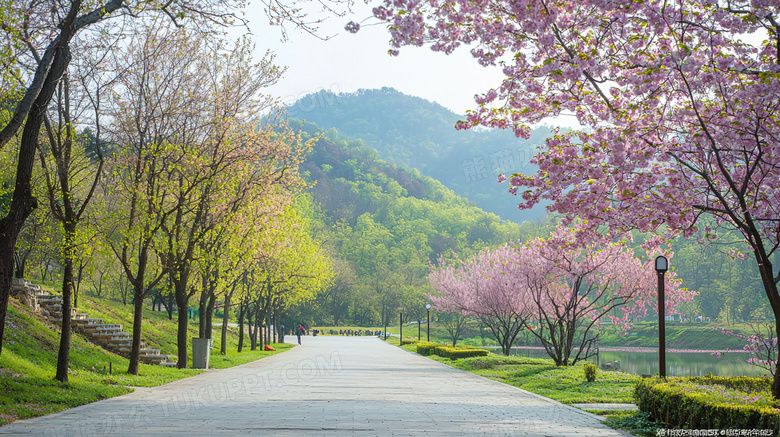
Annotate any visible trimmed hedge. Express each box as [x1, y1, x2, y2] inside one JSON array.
[[636, 377, 780, 432], [416, 342, 437, 356], [410, 341, 489, 359], [433, 346, 489, 359], [400, 339, 419, 346], [684, 375, 773, 394]]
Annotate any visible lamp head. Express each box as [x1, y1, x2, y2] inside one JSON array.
[[655, 255, 669, 273]]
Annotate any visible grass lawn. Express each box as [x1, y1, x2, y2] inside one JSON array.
[[392, 340, 662, 436], [0, 291, 293, 426], [406, 349, 640, 404]]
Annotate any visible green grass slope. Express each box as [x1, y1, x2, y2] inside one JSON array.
[[0, 292, 293, 426], [597, 322, 752, 350]]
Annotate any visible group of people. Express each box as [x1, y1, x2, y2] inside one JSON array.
[[293, 326, 385, 344], [333, 329, 381, 336]]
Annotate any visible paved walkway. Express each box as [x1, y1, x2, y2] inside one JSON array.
[[0, 337, 629, 436]]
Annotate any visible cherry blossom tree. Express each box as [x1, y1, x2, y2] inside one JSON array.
[[375, 0, 780, 394], [517, 226, 694, 366], [429, 245, 531, 355], [430, 227, 694, 361], [715, 324, 778, 376]]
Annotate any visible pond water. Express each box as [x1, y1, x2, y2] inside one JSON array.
[[490, 347, 770, 377]]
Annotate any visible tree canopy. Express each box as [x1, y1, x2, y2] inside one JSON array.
[[375, 0, 780, 395]]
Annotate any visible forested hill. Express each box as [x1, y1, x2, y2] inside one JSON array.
[[292, 119, 549, 325], [287, 87, 551, 223], [294, 118, 535, 253]]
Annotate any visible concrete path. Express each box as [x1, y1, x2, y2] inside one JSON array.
[[0, 337, 629, 436]]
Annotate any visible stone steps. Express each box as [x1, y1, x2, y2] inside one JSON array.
[[29, 287, 177, 368]]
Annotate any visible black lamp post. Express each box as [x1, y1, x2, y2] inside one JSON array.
[[426, 304, 432, 342], [655, 255, 668, 378], [399, 309, 403, 345]]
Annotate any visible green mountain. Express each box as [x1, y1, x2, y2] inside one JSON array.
[[288, 87, 551, 223], [292, 120, 549, 326]]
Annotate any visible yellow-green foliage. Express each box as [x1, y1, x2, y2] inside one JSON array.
[[683, 375, 772, 394], [433, 345, 488, 359], [583, 363, 597, 382], [416, 342, 437, 356], [635, 377, 780, 431]]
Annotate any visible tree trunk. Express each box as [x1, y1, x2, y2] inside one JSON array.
[[13, 252, 28, 279], [267, 307, 273, 344], [265, 295, 272, 345], [198, 274, 208, 338], [198, 291, 207, 339], [755, 254, 780, 398], [0, 34, 71, 357], [176, 300, 189, 369], [275, 305, 282, 344], [73, 261, 84, 309], [127, 287, 146, 375], [221, 290, 232, 355], [174, 272, 192, 368], [206, 292, 215, 339], [258, 305, 265, 350], [237, 297, 246, 353], [54, 254, 74, 382], [166, 291, 174, 320], [249, 303, 257, 351], [0, 256, 12, 357]]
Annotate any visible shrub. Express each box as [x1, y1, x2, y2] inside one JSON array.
[[635, 377, 780, 432], [416, 342, 437, 356], [400, 339, 419, 346], [583, 363, 597, 382], [685, 375, 772, 394], [433, 346, 489, 359]]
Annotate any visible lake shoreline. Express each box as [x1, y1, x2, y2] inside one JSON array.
[[486, 346, 769, 377], [501, 346, 749, 354]]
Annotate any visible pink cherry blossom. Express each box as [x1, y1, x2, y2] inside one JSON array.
[[377, 0, 780, 394], [429, 224, 695, 364]]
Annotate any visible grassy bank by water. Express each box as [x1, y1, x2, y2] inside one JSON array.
[[395, 340, 639, 404], [596, 322, 752, 350], [391, 339, 664, 435], [0, 293, 293, 426]]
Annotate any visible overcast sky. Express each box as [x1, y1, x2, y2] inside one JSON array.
[[245, 1, 509, 117]]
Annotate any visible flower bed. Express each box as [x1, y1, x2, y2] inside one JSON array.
[[636, 376, 780, 431]]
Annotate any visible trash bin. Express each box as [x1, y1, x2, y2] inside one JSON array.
[[192, 338, 211, 369]]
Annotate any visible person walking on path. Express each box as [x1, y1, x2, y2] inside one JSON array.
[[296, 324, 305, 345]]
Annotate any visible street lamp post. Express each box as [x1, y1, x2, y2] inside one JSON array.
[[655, 255, 668, 379], [399, 310, 403, 345], [426, 304, 432, 342]]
